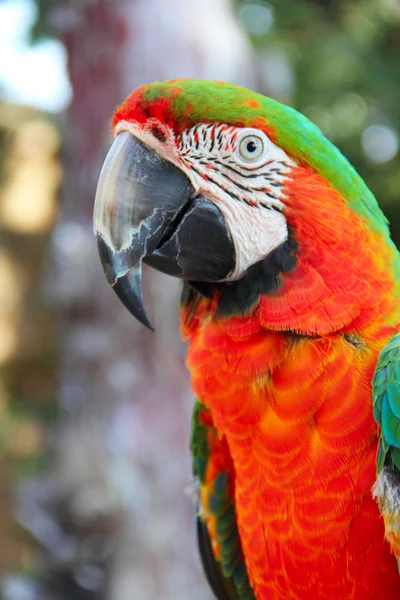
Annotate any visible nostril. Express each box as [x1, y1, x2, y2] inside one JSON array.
[[151, 125, 167, 143]]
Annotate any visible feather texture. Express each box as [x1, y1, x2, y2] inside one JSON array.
[[372, 334, 400, 563], [191, 401, 255, 599]]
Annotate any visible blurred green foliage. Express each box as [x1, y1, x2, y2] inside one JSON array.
[[28, 0, 54, 44]]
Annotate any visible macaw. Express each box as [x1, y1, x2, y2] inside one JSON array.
[[93, 79, 400, 600]]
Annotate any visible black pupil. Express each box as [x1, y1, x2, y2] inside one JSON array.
[[247, 140, 257, 153]]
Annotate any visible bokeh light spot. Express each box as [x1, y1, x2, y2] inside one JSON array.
[[361, 124, 399, 164], [333, 93, 367, 134], [239, 1, 274, 37]]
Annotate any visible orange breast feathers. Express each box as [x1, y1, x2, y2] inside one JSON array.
[[182, 309, 400, 598], [180, 163, 400, 598]]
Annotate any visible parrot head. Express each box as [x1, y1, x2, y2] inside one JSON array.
[[94, 79, 391, 330]]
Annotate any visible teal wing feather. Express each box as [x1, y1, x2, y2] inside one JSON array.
[[373, 333, 400, 473], [191, 400, 255, 600], [372, 332, 400, 570]]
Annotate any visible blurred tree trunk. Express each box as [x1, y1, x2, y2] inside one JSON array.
[[20, 1, 256, 599]]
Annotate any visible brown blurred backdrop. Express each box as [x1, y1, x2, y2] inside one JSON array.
[[0, 1, 399, 599]]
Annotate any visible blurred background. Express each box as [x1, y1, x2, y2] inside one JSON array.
[[0, 0, 399, 599]]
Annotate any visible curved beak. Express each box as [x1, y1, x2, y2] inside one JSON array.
[[93, 132, 235, 329]]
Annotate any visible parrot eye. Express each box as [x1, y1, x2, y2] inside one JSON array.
[[238, 134, 265, 162]]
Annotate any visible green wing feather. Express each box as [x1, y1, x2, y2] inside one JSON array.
[[373, 333, 400, 474], [191, 401, 255, 600]]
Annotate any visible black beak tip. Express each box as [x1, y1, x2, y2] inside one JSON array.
[[112, 272, 155, 331], [96, 236, 154, 331]]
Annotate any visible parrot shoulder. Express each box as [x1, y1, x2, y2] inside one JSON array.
[[191, 400, 255, 600], [372, 332, 400, 565]]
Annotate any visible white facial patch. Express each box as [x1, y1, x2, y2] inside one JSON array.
[[116, 120, 296, 280], [176, 124, 294, 280], [211, 196, 288, 280]]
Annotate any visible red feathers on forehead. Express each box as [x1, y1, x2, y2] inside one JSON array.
[[112, 86, 188, 133]]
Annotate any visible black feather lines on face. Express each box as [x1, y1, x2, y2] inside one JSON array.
[[178, 123, 296, 318], [181, 228, 298, 318]]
